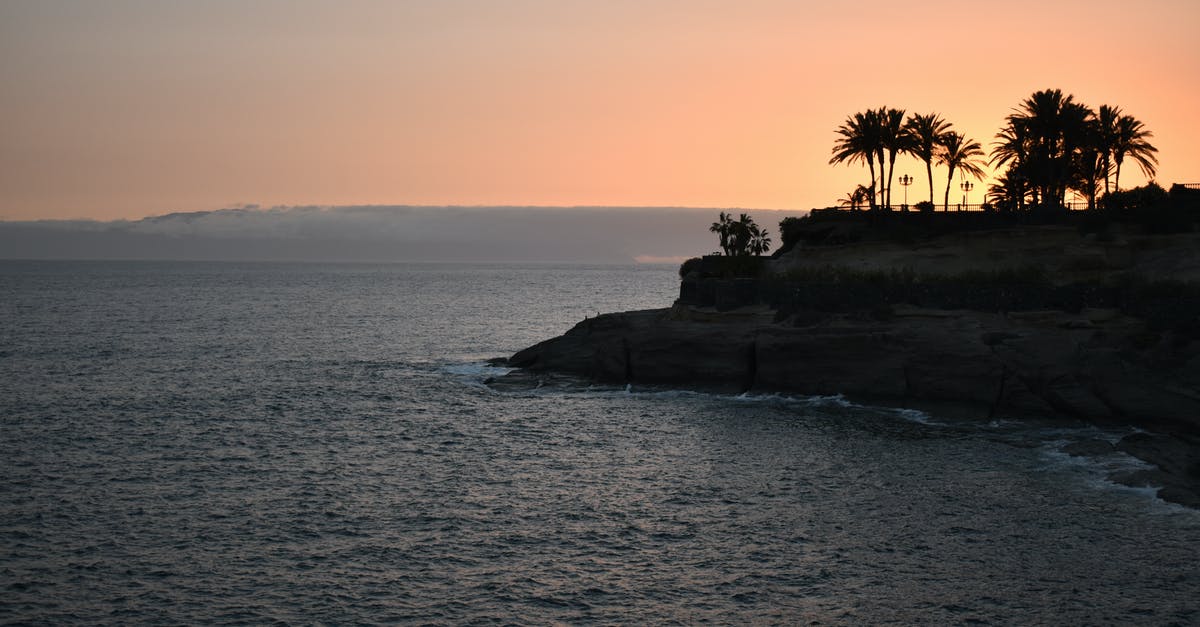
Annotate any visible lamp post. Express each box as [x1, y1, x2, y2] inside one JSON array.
[[960, 179, 974, 210], [899, 174, 913, 211]]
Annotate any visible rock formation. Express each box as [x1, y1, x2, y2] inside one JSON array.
[[500, 225, 1200, 506]]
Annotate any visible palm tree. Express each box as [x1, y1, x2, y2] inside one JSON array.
[[905, 113, 952, 206], [1003, 89, 1094, 207], [710, 212, 770, 256], [837, 185, 870, 211], [733, 213, 755, 255], [1095, 104, 1121, 198], [991, 119, 1035, 207], [748, 225, 771, 256], [937, 132, 987, 210], [1111, 114, 1158, 192], [1071, 144, 1105, 210], [879, 107, 908, 209], [830, 110, 883, 210], [987, 168, 1032, 211], [710, 211, 732, 255]]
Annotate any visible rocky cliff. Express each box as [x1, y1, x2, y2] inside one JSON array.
[[499, 225, 1200, 506]]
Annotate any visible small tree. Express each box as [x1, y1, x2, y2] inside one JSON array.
[[710, 212, 770, 256]]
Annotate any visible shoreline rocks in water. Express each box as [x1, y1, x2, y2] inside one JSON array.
[[499, 303, 1200, 507]]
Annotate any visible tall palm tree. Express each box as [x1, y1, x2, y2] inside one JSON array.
[[905, 113, 952, 206], [830, 110, 883, 210], [937, 132, 987, 210], [1071, 144, 1105, 210], [710, 211, 733, 254], [748, 226, 771, 256], [990, 120, 1034, 208], [1095, 104, 1121, 198], [1111, 114, 1158, 192], [1003, 89, 1094, 207], [879, 107, 908, 209]]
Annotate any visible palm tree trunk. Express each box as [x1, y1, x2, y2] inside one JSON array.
[[925, 159, 934, 205], [1102, 154, 1111, 200], [866, 158, 877, 210], [876, 148, 886, 209], [943, 165, 956, 211], [1114, 160, 1122, 192], [886, 152, 897, 209]]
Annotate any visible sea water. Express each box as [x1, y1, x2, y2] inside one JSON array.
[[2, 260, 1197, 624]]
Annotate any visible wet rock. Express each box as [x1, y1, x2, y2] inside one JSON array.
[[1061, 439, 1116, 457], [1115, 432, 1200, 508]]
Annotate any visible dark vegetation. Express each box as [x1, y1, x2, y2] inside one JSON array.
[[709, 212, 771, 256], [830, 89, 1160, 213], [775, 182, 1199, 253]]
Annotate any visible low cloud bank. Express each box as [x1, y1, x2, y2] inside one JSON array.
[[0, 206, 806, 264]]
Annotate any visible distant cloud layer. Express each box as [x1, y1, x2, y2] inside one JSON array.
[[0, 206, 806, 264]]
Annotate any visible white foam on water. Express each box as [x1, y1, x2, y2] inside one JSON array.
[[442, 362, 514, 378], [1036, 440, 1199, 515]]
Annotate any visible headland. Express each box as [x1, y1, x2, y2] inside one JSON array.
[[496, 206, 1200, 506]]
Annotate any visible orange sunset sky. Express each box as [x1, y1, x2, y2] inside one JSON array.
[[1, 0, 1198, 221]]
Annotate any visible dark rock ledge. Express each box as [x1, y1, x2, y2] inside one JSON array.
[[497, 302, 1200, 508]]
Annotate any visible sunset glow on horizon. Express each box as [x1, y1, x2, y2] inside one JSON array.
[[2, 0, 1198, 221]]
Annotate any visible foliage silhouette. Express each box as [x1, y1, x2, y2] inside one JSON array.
[[905, 113, 953, 207], [710, 212, 771, 256], [830, 109, 884, 210], [937, 132, 987, 211]]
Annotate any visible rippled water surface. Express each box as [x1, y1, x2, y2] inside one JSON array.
[[2, 260, 1198, 624]]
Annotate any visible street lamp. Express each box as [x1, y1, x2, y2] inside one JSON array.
[[960, 179, 974, 210], [899, 174, 913, 211]]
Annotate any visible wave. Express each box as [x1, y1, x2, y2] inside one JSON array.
[[446, 360, 939, 424]]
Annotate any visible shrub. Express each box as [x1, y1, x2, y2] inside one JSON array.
[[778, 216, 807, 253], [915, 201, 934, 213], [1102, 182, 1169, 212], [678, 256, 703, 278]]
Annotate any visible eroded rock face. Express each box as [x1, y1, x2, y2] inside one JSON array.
[[501, 302, 1200, 506], [506, 304, 1200, 432]]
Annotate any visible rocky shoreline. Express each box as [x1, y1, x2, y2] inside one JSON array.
[[494, 225, 1200, 506], [496, 300, 1199, 506]]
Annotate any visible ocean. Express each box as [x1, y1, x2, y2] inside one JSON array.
[[2, 260, 1198, 624]]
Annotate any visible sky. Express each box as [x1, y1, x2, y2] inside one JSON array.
[[1, 0, 1198, 222]]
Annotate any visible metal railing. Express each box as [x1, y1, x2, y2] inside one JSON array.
[[834, 202, 1090, 212]]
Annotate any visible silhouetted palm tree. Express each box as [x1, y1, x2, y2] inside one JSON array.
[[905, 113, 952, 206], [990, 120, 1034, 207], [879, 107, 909, 209], [987, 169, 1032, 211], [837, 185, 870, 211], [748, 226, 771, 256], [1111, 114, 1158, 192], [1095, 104, 1121, 198], [936, 132, 987, 210], [712, 212, 770, 256], [1003, 89, 1093, 207], [1071, 144, 1105, 210], [710, 211, 733, 254], [830, 110, 883, 210]]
